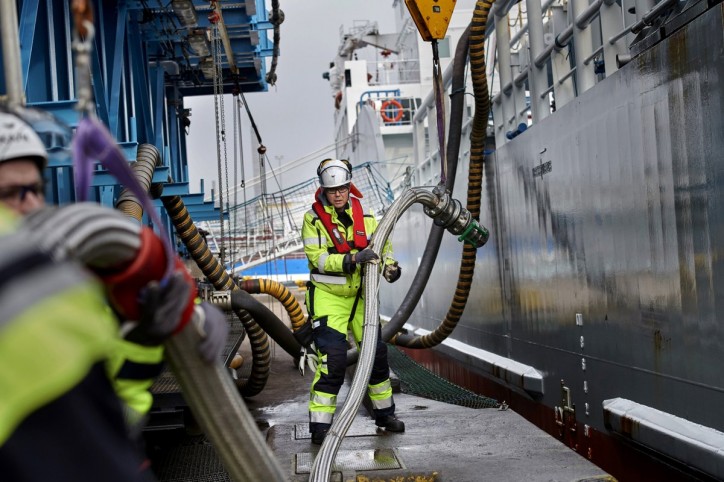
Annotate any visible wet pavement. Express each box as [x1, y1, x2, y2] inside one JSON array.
[[148, 291, 614, 481]]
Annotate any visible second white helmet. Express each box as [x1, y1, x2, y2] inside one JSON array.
[[0, 111, 48, 169], [317, 159, 351, 189]]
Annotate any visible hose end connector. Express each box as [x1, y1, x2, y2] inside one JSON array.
[[423, 186, 489, 248]]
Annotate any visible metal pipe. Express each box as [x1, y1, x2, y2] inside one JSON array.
[[631, 0, 678, 33], [575, 0, 605, 29], [526, 0, 551, 121], [583, 44, 605, 65], [1, 0, 25, 107], [514, 69, 528, 87], [509, 0, 556, 47]]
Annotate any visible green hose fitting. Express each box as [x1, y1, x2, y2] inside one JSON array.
[[457, 219, 489, 247]]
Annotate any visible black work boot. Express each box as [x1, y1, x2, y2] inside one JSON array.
[[375, 415, 405, 432], [311, 428, 328, 445]]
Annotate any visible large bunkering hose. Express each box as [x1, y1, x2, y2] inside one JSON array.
[[23, 202, 286, 480], [379, 26, 472, 348], [344, 27, 472, 365], [115, 143, 161, 221], [391, 1, 492, 349], [239, 278, 307, 332], [228, 289, 301, 358], [119, 143, 271, 397], [117, 144, 284, 476], [161, 193, 271, 397]]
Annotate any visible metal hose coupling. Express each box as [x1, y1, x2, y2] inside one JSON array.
[[422, 185, 489, 247]]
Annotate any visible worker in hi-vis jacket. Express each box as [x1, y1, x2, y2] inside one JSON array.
[[298, 158, 404, 445], [0, 109, 227, 480]]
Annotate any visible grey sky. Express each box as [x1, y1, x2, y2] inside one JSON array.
[[185, 1, 397, 196]]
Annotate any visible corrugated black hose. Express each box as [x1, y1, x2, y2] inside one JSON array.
[[392, 0, 492, 348]]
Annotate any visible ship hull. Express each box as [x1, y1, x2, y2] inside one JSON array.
[[382, 3, 724, 479]]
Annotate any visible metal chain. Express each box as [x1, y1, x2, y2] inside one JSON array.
[[211, 23, 226, 267]]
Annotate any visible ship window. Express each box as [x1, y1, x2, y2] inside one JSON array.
[[437, 37, 451, 58], [345, 69, 352, 87]]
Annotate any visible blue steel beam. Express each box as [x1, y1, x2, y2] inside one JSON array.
[[108, 4, 128, 138], [19, 0, 40, 96], [90, 167, 171, 187]]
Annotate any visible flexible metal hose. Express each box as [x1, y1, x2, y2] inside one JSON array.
[[165, 315, 286, 481], [391, 1, 493, 349], [161, 194, 271, 397], [22, 203, 141, 268]]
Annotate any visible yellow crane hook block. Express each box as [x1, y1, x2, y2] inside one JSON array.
[[404, 0, 457, 41]]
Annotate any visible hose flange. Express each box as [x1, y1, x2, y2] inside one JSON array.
[[423, 186, 489, 248]]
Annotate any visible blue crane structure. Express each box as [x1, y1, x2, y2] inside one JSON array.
[[0, 0, 276, 231]]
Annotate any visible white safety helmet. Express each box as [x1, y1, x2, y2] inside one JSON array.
[[0, 111, 48, 170], [317, 158, 352, 189]]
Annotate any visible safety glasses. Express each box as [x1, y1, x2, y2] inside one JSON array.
[[0, 181, 45, 202], [324, 185, 349, 195]]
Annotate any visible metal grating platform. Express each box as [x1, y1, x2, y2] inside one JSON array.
[[295, 448, 402, 474], [151, 312, 244, 395], [151, 440, 230, 482], [294, 423, 379, 439]]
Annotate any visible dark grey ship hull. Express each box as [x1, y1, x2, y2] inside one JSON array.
[[382, 2, 724, 479]]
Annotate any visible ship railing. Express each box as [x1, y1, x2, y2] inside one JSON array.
[[489, 0, 682, 147], [358, 90, 419, 127], [369, 59, 422, 85], [200, 162, 394, 271]]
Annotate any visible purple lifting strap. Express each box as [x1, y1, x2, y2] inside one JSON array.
[[72, 117, 175, 282]]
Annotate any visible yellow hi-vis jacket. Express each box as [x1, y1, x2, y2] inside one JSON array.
[[0, 207, 118, 444], [302, 196, 395, 298]]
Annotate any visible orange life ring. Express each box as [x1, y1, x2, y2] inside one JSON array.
[[380, 99, 404, 123]]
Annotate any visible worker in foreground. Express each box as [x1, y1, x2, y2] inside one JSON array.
[[299, 158, 404, 445], [0, 109, 227, 480]]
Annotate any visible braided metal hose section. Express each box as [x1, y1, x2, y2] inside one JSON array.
[[22, 203, 141, 268], [166, 315, 286, 481], [161, 194, 271, 397], [391, 0, 493, 349], [239, 278, 306, 331], [115, 144, 162, 221]]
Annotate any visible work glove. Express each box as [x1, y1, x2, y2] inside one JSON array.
[[194, 302, 230, 364], [125, 272, 192, 345], [383, 261, 402, 283], [354, 248, 379, 265]]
